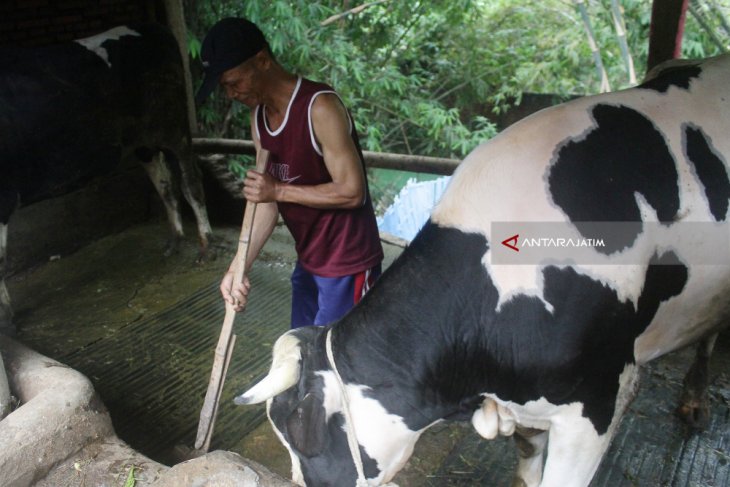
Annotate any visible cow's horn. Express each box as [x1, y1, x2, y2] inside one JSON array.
[[234, 333, 302, 405]]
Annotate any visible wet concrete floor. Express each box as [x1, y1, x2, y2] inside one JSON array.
[[8, 218, 730, 486]]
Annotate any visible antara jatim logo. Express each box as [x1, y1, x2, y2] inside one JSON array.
[[499, 230, 606, 253], [501, 234, 519, 252]]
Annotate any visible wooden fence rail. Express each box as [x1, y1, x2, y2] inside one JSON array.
[[192, 138, 460, 176]]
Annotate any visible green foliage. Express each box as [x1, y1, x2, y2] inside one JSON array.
[[684, 0, 730, 57], [185, 0, 498, 160], [187, 35, 201, 60], [185, 0, 729, 164]]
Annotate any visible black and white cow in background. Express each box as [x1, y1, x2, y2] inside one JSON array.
[[0, 23, 213, 335], [235, 54, 730, 487]]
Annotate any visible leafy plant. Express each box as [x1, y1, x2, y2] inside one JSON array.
[[184, 0, 729, 170], [123, 465, 136, 487]]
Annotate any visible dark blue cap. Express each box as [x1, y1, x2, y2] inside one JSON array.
[[195, 18, 268, 103]]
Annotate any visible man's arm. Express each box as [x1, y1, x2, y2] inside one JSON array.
[[243, 93, 367, 209], [220, 120, 279, 311], [220, 199, 278, 310]]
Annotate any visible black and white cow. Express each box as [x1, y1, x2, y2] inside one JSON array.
[[0, 23, 213, 334], [235, 54, 730, 486]]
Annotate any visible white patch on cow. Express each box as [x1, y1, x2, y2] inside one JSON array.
[[481, 363, 639, 487], [486, 395, 607, 487], [348, 386, 422, 484], [484, 254, 554, 313], [317, 370, 421, 484], [316, 370, 342, 422], [0, 223, 11, 325], [74, 26, 141, 67], [539, 407, 609, 487], [515, 429, 549, 487]]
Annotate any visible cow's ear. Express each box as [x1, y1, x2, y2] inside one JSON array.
[[286, 393, 327, 457]]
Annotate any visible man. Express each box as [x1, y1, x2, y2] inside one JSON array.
[[196, 18, 384, 328]]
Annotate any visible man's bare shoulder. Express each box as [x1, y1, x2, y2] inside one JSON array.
[[310, 91, 348, 120]]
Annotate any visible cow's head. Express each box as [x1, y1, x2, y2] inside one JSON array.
[[235, 326, 419, 486]]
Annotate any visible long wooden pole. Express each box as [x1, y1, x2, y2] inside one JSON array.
[[194, 147, 270, 452]]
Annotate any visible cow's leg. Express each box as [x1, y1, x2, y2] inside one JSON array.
[[0, 222, 14, 336], [677, 333, 718, 429], [176, 152, 214, 263], [511, 426, 548, 487], [139, 150, 185, 257], [540, 411, 613, 487], [541, 365, 639, 487]]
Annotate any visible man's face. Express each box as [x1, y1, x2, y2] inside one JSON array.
[[219, 55, 261, 108]]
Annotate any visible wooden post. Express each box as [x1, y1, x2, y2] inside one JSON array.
[[647, 0, 690, 72]]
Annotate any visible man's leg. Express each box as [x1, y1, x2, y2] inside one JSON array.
[[290, 262, 318, 329], [313, 265, 381, 326]]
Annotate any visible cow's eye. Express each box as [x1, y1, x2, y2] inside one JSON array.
[[286, 393, 327, 457]]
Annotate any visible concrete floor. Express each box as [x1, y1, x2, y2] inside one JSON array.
[[7, 218, 730, 486]]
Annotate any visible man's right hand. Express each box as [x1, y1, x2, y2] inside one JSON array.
[[220, 271, 251, 312]]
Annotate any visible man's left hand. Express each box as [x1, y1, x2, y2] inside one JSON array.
[[243, 170, 279, 203]]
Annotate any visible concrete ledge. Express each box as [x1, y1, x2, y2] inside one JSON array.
[[0, 337, 295, 486], [152, 450, 295, 487], [0, 337, 114, 487], [34, 437, 167, 486]]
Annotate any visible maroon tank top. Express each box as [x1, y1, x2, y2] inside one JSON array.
[[255, 77, 383, 277]]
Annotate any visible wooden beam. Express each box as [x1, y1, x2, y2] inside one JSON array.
[[192, 138, 460, 175]]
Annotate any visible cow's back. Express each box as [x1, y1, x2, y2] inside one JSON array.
[[0, 23, 188, 206], [432, 54, 730, 363]]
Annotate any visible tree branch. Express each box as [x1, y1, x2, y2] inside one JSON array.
[[706, 0, 730, 38], [321, 0, 392, 27], [689, 2, 728, 52], [378, 7, 425, 69], [610, 0, 637, 84], [574, 0, 611, 92], [400, 122, 413, 155]]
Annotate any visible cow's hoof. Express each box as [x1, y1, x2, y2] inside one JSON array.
[[677, 399, 710, 430], [163, 237, 182, 257], [195, 235, 224, 264], [194, 247, 218, 265]]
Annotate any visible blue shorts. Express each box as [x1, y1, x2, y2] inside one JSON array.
[[290, 262, 381, 328]]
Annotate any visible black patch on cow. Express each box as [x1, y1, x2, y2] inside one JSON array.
[[638, 64, 702, 93], [340, 221, 688, 435], [548, 104, 680, 253], [684, 124, 730, 221]]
